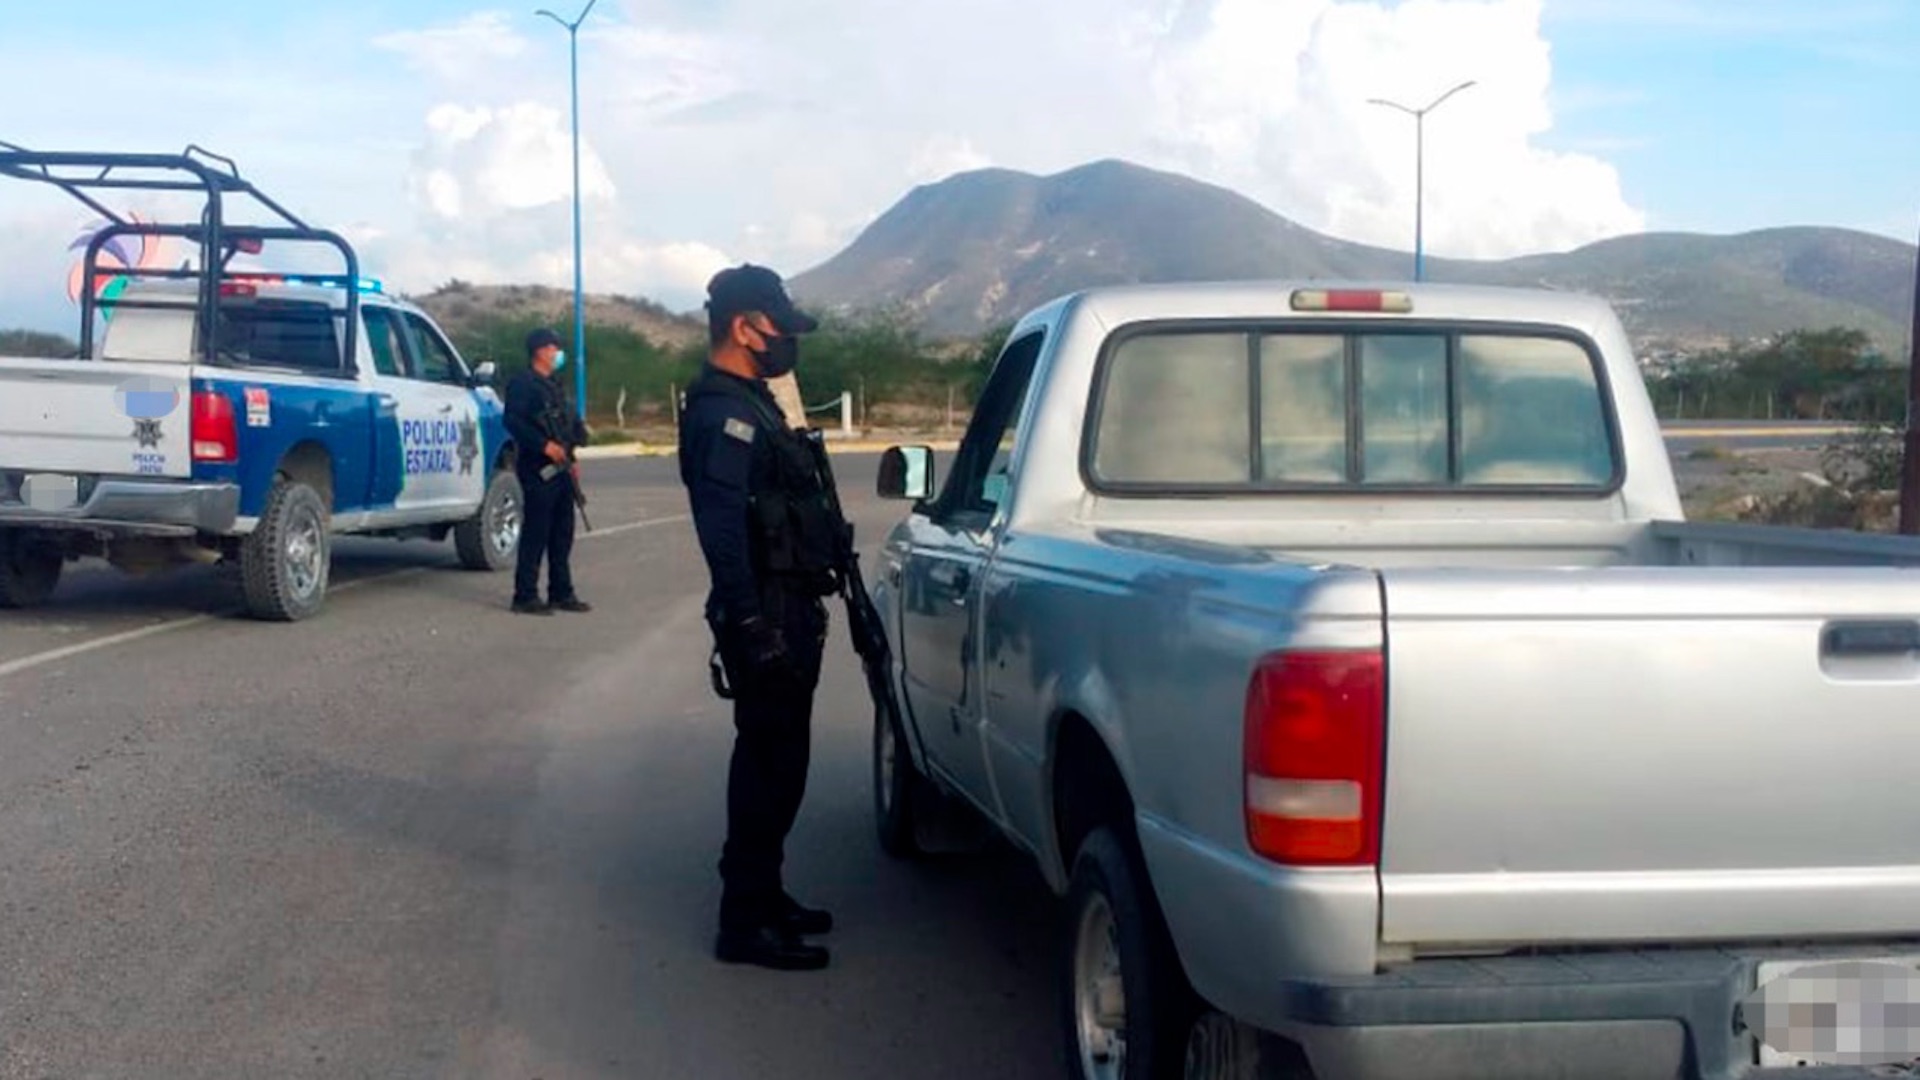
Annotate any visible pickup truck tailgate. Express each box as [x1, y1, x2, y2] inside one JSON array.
[[1377, 567, 1920, 948], [0, 357, 193, 480]]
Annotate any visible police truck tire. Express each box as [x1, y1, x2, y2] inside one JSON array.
[[874, 700, 926, 859], [1060, 828, 1197, 1080], [0, 530, 62, 609], [455, 470, 521, 571], [241, 479, 331, 622]]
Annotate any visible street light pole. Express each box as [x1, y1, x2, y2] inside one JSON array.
[[537, 0, 598, 421], [1369, 79, 1476, 283], [1899, 217, 1920, 535]]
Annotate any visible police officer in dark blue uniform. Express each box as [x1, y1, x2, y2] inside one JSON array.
[[680, 265, 837, 971], [504, 328, 592, 616]]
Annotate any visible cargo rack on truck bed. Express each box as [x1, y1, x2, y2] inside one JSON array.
[[0, 141, 361, 368]]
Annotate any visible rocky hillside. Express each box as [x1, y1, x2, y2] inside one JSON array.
[[788, 159, 1916, 352]]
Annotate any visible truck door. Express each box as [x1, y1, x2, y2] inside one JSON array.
[[896, 331, 1042, 809], [382, 309, 486, 515]]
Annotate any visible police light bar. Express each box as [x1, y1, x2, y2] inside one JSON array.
[[221, 273, 384, 294], [1290, 289, 1414, 314]]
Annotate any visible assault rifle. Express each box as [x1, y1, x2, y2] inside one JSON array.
[[536, 404, 592, 532], [798, 428, 916, 757]]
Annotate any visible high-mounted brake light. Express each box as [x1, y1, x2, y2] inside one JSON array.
[[191, 390, 238, 463], [1290, 289, 1413, 314], [1244, 649, 1385, 866]]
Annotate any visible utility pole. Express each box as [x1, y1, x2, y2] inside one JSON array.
[[1369, 80, 1476, 283], [537, 0, 598, 421], [1900, 219, 1920, 534]]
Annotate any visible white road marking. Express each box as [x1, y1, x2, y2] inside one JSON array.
[[0, 517, 687, 680], [0, 570, 421, 682], [579, 514, 690, 540]]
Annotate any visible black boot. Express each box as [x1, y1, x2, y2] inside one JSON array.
[[777, 894, 833, 936], [715, 923, 830, 971]]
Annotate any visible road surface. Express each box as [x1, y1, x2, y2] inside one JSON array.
[[0, 455, 1061, 1080]]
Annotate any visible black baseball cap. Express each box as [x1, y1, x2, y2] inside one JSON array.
[[526, 327, 564, 355], [705, 264, 818, 334]]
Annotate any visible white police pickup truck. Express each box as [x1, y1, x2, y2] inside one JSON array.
[[0, 145, 524, 620]]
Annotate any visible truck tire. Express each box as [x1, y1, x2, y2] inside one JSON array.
[[874, 700, 926, 859], [454, 470, 522, 571], [241, 479, 330, 622], [1060, 828, 1196, 1080], [0, 530, 62, 609]]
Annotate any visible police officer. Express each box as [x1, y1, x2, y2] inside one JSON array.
[[504, 328, 592, 616], [680, 265, 838, 971]]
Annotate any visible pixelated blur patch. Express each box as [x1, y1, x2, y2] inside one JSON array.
[[115, 376, 180, 420], [1738, 958, 1920, 1068]]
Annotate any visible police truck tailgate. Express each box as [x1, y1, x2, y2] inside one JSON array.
[[0, 356, 195, 482]]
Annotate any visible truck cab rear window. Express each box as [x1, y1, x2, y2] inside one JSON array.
[[1088, 327, 1619, 491], [211, 300, 342, 374]]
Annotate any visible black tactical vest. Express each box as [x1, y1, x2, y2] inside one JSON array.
[[688, 372, 844, 598]]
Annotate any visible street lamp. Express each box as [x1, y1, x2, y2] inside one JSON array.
[[536, 0, 598, 421], [1368, 79, 1476, 283]]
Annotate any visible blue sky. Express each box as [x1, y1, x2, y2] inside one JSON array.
[[1537, 0, 1918, 238], [1, 0, 1914, 333]]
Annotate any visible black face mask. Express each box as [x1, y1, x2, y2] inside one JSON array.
[[748, 330, 799, 379]]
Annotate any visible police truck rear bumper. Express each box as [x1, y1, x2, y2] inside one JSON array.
[[0, 479, 240, 536]]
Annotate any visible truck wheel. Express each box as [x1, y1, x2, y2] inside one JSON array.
[[0, 530, 63, 609], [874, 700, 926, 859], [1061, 828, 1196, 1080], [454, 470, 522, 571], [241, 479, 330, 622]]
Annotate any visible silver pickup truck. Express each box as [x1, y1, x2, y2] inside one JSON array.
[[864, 282, 1920, 1080]]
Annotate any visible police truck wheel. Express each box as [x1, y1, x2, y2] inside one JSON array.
[[874, 700, 926, 859], [455, 470, 521, 571], [0, 530, 63, 609], [1060, 828, 1196, 1080], [241, 479, 330, 622]]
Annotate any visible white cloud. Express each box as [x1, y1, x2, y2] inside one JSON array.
[[373, 12, 530, 85], [907, 136, 994, 186], [1145, 0, 1645, 258], [414, 102, 618, 218]]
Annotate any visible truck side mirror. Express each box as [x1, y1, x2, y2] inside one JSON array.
[[471, 361, 497, 386], [878, 446, 934, 501]]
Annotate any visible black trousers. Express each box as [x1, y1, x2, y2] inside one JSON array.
[[713, 592, 828, 932], [514, 470, 577, 605]]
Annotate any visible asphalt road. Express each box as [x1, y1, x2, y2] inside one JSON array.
[[0, 455, 1062, 1080]]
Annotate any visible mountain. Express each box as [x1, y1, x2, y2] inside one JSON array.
[[409, 281, 705, 351], [788, 160, 1916, 353]]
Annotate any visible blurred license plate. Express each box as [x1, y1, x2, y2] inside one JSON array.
[[21, 473, 78, 511], [1751, 954, 1920, 1068]]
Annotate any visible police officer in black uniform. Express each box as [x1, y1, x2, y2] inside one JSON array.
[[504, 327, 592, 616], [680, 265, 838, 971]]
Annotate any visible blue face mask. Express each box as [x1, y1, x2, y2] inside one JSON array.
[[551, 349, 567, 371]]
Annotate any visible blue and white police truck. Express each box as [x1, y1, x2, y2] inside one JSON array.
[[0, 144, 524, 621]]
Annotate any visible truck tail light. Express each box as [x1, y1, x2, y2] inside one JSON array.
[[1244, 650, 1385, 866], [191, 390, 238, 463], [1290, 289, 1413, 314]]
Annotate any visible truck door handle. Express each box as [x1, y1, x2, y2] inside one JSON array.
[[930, 564, 971, 597], [1822, 621, 1920, 657], [437, 403, 454, 414]]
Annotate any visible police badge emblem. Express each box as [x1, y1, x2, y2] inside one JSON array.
[[456, 417, 479, 475]]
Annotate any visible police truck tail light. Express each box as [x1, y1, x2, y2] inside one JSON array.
[[1244, 650, 1385, 866], [191, 391, 237, 463], [1290, 289, 1414, 314]]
